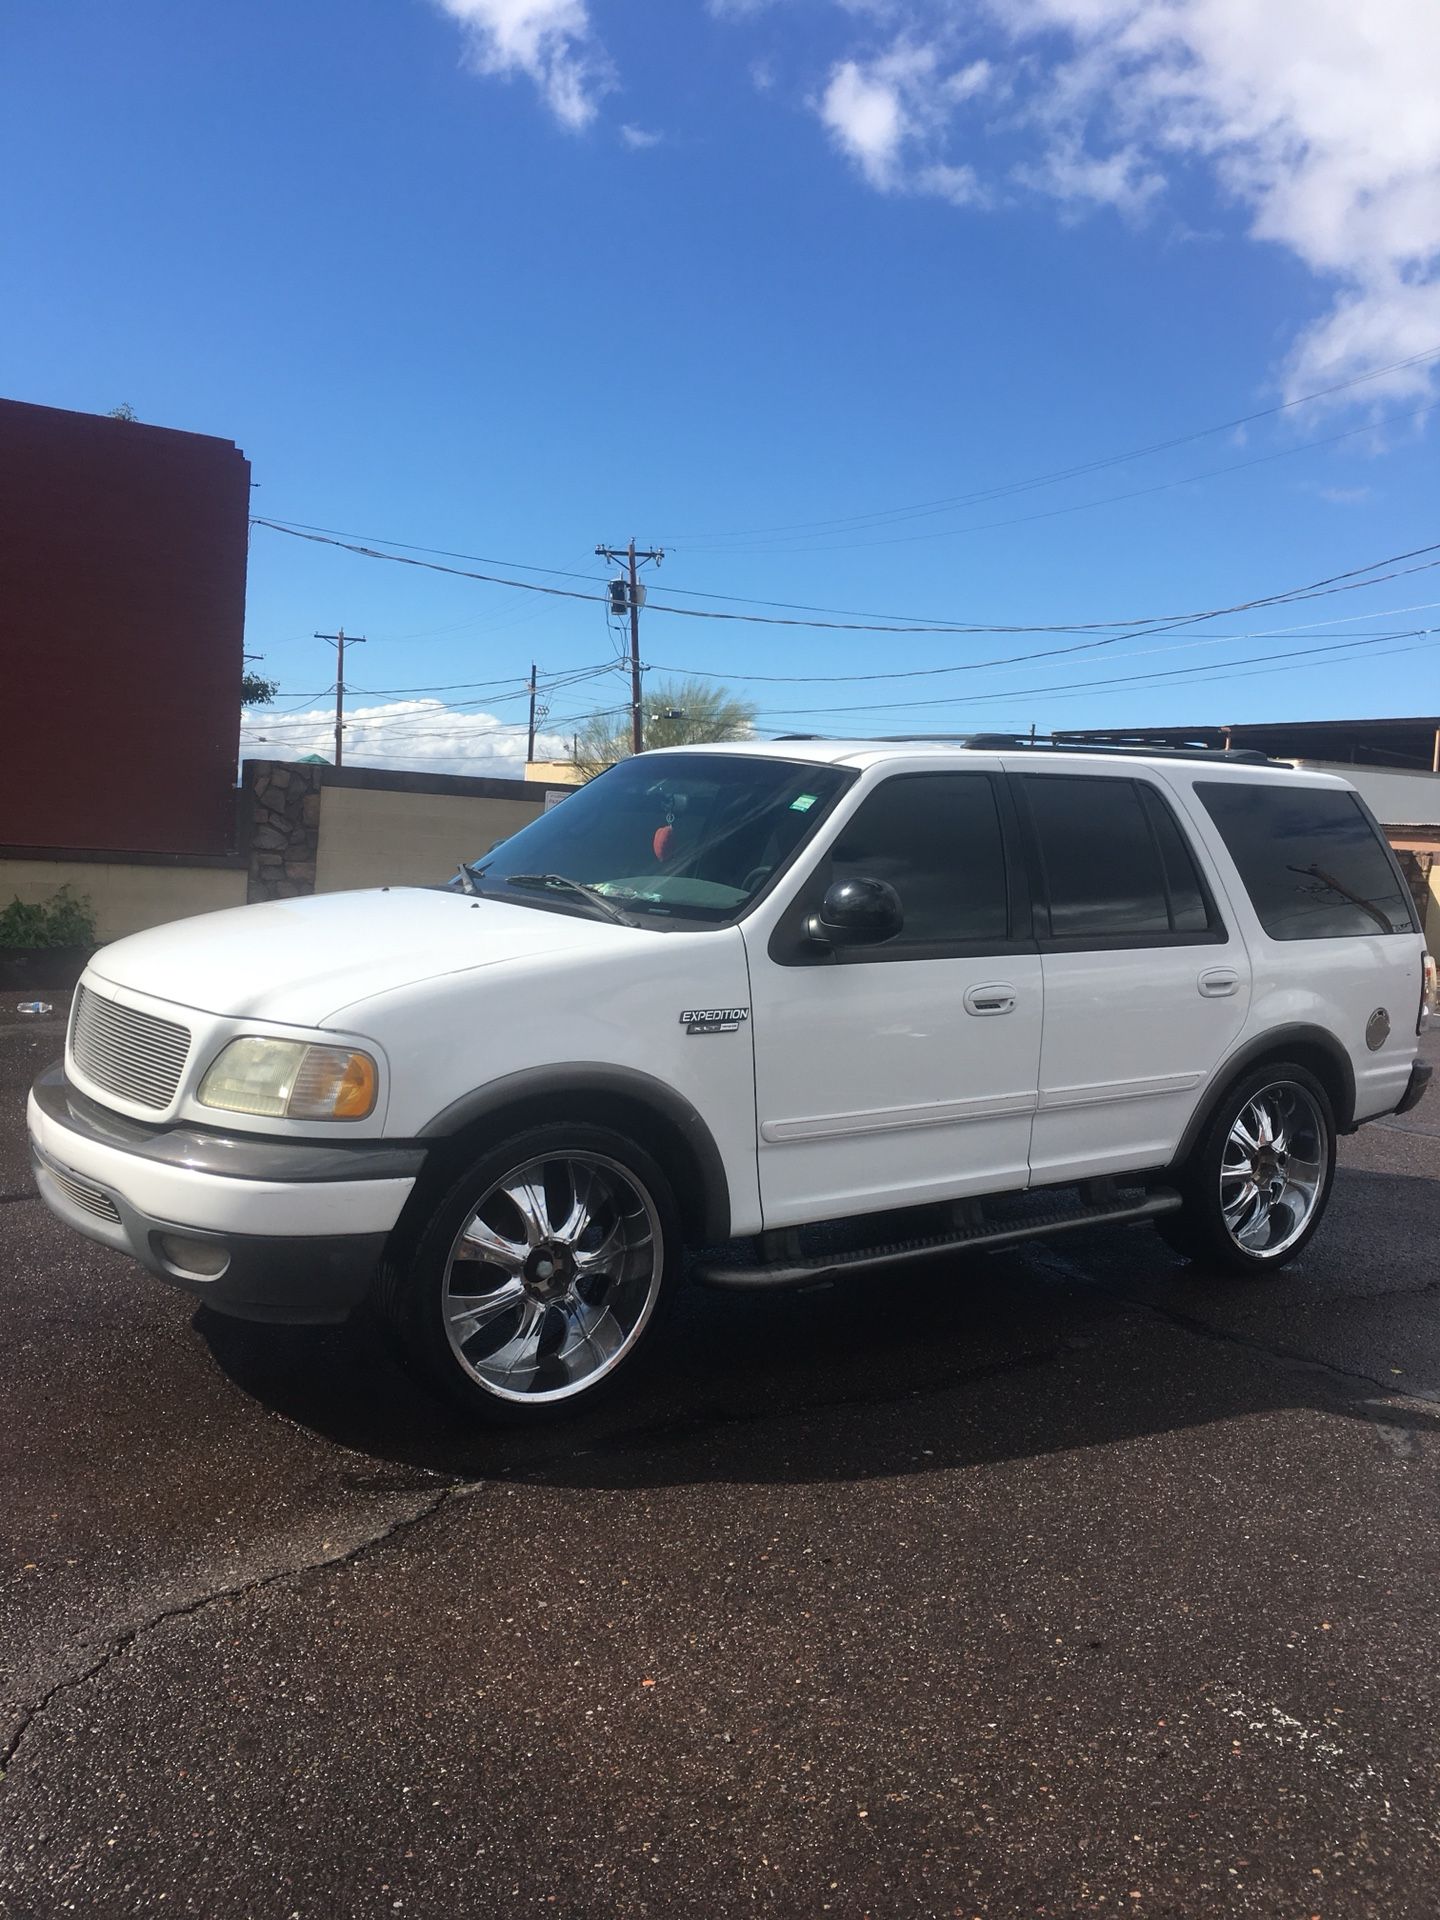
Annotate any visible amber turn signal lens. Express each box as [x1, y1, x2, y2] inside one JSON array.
[[287, 1044, 379, 1121], [332, 1051, 378, 1119]]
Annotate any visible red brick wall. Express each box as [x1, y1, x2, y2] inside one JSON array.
[[0, 399, 250, 856]]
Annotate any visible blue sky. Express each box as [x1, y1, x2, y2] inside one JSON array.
[[3, 0, 1437, 774]]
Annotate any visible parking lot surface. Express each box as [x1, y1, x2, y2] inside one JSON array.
[[2, 999, 1439, 1918]]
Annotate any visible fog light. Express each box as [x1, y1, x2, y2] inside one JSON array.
[[157, 1235, 231, 1279]]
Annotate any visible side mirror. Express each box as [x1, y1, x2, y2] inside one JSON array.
[[806, 875, 904, 947]]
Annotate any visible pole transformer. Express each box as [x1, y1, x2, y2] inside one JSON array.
[[595, 541, 664, 755]]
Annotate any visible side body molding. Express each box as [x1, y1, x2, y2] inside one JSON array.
[[418, 1063, 733, 1243]]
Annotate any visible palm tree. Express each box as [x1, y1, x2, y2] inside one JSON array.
[[572, 677, 757, 779]]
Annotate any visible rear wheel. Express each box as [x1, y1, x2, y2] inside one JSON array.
[[1158, 1062, 1336, 1275], [382, 1123, 680, 1423]]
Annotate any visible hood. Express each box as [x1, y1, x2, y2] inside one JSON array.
[[88, 887, 634, 1028]]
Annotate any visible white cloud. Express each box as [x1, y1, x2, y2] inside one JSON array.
[[1012, 137, 1163, 217], [819, 56, 909, 188], [817, 43, 993, 199], [765, 0, 1440, 403], [992, 0, 1440, 402], [620, 123, 663, 149], [240, 700, 568, 781], [431, 0, 613, 128], [434, 0, 1440, 407]]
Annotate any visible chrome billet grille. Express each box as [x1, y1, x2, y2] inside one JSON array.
[[47, 1162, 122, 1224], [70, 983, 191, 1112]]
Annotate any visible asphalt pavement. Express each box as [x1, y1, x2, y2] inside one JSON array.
[[2, 996, 1439, 1918]]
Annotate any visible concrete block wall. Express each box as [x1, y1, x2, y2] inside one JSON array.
[[243, 761, 563, 903], [0, 856, 245, 943]]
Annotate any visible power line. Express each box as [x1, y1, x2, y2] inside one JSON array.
[[258, 686, 335, 713], [250, 516, 1440, 641], [661, 343, 1440, 545], [928, 633, 1440, 721], [668, 402, 1437, 557], [253, 517, 608, 584], [748, 627, 1440, 719], [251, 519, 610, 606], [639, 548, 1440, 652], [651, 598, 1440, 686], [346, 662, 614, 697], [241, 699, 633, 753], [253, 492, 1436, 635], [240, 667, 618, 739], [749, 633, 1440, 736], [654, 627, 1426, 686]]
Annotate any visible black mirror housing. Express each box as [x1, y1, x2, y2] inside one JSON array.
[[806, 875, 904, 947]]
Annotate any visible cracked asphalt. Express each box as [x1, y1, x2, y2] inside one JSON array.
[[2, 999, 1439, 1919]]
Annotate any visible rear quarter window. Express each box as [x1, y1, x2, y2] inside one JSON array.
[[1194, 781, 1415, 940]]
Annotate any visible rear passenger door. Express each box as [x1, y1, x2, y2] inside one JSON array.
[[1010, 767, 1251, 1185]]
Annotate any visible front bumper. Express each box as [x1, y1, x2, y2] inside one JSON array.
[[27, 1063, 424, 1323]]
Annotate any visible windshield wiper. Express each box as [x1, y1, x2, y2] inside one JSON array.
[[504, 873, 637, 927], [455, 860, 488, 896]]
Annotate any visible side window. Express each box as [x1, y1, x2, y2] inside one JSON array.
[[1021, 774, 1216, 943], [826, 772, 1010, 949], [1138, 783, 1212, 933], [1195, 782, 1416, 939]]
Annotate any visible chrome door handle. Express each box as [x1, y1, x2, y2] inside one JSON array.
[[965, 983, 1017, 1016], [1198, 968, 1241, 998]]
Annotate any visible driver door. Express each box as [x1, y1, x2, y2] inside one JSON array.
[[741, 766, 1043, 1230]]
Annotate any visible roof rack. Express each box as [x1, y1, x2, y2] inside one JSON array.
[[878, 731, 1280, 766]]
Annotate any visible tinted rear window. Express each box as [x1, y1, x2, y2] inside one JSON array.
[[1195, 782, 1415, 940], [1021, 774, 1216, 942]]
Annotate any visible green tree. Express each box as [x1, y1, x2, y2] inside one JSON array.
[[572, 678, 757, 780], [241, 671, 279, 705], [106, 402, 137, 421]]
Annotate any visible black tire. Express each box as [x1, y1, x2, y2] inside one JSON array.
[[1157, 1061, 1337, 1276], [378, 1122, 682, 1425]]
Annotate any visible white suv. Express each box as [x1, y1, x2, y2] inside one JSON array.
[[28, 737, 1434, 1422]]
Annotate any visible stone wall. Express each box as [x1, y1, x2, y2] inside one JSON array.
[[245, 762, 322, 902]]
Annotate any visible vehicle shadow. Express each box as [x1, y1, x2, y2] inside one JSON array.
[[196, 1164, 1440, 1491]]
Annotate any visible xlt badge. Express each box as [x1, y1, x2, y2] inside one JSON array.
[[680, 1007, 750, 1035]]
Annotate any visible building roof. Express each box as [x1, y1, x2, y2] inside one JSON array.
[[1067, 716, 1440, 771]]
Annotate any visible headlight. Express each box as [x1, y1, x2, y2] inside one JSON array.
[[197, 1038, 378, 1121]]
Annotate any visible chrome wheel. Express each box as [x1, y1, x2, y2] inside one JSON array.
[[441, 1152, 664, 1403], [1218, 1082, 1329, 1260]]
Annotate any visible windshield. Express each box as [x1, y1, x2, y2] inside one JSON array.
[[467, 753, 852, 925]]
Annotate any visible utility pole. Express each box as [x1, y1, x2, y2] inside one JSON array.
[[526, 662, 538, 764], [315, 629, 365, 768], [596, 540, 664, 754]]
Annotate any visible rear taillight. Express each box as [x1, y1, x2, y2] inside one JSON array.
[[1422, 952, 1437, 1033]]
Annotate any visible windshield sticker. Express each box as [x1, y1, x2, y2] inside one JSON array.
[[790, 793, 818, 812]]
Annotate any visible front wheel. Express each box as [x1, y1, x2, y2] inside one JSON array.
[[382, 1123, 680, 1423], [1158, 1063, 1336, 1275]]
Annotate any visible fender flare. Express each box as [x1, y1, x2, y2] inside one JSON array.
[[1170, 1023, 1357, 1169], [417, 1063, 732, 1243]]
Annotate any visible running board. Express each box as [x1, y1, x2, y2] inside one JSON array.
[[694, 1187, 1183, 1291]]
